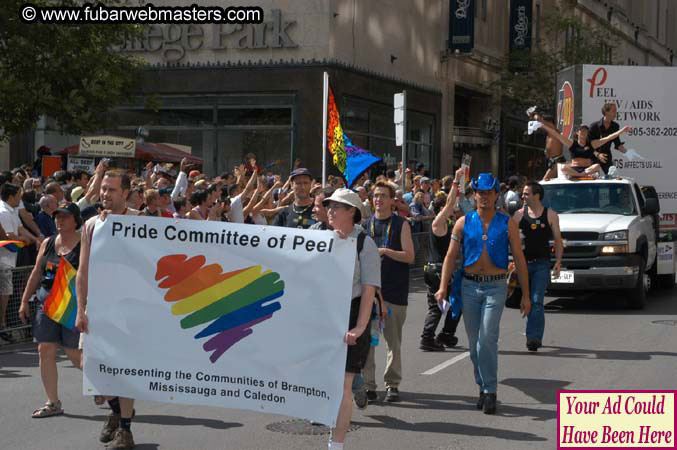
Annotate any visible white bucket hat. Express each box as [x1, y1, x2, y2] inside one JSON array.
[[323, 188, 366, 223]]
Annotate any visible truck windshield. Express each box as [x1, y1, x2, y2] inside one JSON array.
[[543, 183, 637, 215]]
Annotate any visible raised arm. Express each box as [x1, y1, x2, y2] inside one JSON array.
[[591, 126, 631, 150], [538, 120, 574, 148]]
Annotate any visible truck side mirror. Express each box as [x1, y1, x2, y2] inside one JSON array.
[[643, 198, 659, 216]]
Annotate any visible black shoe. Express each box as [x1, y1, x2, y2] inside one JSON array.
[[0, 331, 15, 343], [476, 391, 486, 410], [436, 332, 458, 348], [419, 338, 445, 352], [526, 339, 542, 352], [483, 393, 497, 414], [365, 390, 378, 402], [385, 387, 400, 402]]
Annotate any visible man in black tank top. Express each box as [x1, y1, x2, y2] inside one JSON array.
[[420, 170, 464, 351], [512, 182, 563, 352]]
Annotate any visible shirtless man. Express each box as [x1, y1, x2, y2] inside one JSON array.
[[528, 108, 565, 180], [435, 173, 530, 414], [75, 171, 136, 449]]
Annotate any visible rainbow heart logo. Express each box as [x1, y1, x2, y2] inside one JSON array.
[[155, 254, 284, 363]]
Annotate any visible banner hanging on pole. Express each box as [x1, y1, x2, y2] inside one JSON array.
[[83, 216, 356, 426]]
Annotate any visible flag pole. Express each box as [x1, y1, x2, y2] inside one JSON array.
[[322, 72, 329, 188]]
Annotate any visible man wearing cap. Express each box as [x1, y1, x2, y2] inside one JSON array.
[[435, 173, 531, 414], [272, 168, 317, 229], [36, 194, 58, 238]]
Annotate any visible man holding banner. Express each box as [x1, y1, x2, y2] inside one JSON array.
[[76, 171, 137, 449]]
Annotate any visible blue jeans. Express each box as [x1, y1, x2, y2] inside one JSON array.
[[462, 278, 507, 394], [526, 259, 550, 341]]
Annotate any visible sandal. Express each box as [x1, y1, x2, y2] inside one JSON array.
[[32, 400, 63, 418]]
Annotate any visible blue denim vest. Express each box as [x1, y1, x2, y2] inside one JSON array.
[[463, 211, 510, 270]]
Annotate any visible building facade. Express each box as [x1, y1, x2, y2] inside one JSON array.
[[9, 0, 677, 180]]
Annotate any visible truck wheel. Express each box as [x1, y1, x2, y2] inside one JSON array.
[[657, 274, 676, 290], [627, 259, 648, 310]]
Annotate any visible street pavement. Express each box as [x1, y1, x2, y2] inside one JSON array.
[[1, 279, 676, 450]]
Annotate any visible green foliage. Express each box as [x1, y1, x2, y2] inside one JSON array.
[[0, 0, 145, 138], [487, 6, 618, 115]]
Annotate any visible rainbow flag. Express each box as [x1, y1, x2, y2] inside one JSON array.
[[327, 87, 382, 188], [42, 257, 78, 330], [0, 240, 26, 253]]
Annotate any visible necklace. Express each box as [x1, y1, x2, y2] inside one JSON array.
[[292, 203, 312, 214]]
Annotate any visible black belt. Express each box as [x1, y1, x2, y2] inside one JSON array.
[[462, 272, 509, 283]]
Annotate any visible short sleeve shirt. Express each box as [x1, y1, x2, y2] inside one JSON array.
[[349, 227, 381, 298], [0, 201, 21, 267]]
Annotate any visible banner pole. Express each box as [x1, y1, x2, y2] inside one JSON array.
[[322, 72, 329, 188]]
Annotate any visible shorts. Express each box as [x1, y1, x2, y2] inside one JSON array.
[[0, 265, 12, 296], [33, 290, 80, 349], [547, 154, 567, 169], [345, 297, 370, 374]]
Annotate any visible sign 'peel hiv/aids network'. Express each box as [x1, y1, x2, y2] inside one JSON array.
[[82, 216, 356, 426]]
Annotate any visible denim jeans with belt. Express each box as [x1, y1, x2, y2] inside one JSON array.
[[526, 259, 551, 341], [462, 278, 507, 394]]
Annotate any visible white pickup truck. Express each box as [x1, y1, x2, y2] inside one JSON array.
[[539, 177, 670, 309]]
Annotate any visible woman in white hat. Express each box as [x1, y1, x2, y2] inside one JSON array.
[[324, 188, 381, 450]]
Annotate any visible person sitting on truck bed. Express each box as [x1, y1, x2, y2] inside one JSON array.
[[527, 109, 566, 181], [589, 103, 630, 174], [537, 123, 603, 179]]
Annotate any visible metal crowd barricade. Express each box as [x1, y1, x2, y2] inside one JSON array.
[[411, 232, 431, 277], [1, 266, 36, 346]]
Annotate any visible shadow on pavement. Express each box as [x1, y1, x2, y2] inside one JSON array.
[[0, 368, 30, 378], [544, 289, 677, 315], [500, 346, 677, 361], [64, 413, 243, 430], [370, 392, 555, 422], [353, 415, 547, 441], [500, 378, 572, 404]]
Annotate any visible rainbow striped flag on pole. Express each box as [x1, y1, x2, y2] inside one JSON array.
[[43, 257, 78, 330], [0, 240, 26, 252]]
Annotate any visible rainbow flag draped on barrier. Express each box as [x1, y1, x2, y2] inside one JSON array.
[[42, 257, 78, 330], [0, 240, 26, 252], [327, 88, 382, 188]]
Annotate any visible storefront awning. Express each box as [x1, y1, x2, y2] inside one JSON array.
[[58, 141, 203, 165]]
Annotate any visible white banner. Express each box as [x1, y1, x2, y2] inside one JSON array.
[[79, 135, 136, 157], [82, 216, 356, 426], [67, 156, 95, 173], [582, 65, 677, 229]]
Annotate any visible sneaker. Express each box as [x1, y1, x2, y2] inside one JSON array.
[[476, 391, 486, 410], [100, 413, 120, 443], [353, 388, 368, 410], [365, 390, 378, 402], [106, 428, 135, 449], [526, 339, 542, 352], [419, 338, 445, 352], [385, 387, 400, 402], [483, 393, 497, 414], [436, 333, 458, 348]]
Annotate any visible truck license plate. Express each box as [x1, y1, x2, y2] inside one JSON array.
[[552, 271, 574, 283]]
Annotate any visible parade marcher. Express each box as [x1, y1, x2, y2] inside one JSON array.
[[272, 168, 317, 229], [18, 203, 83, 418], [512, 182, 563, 351], [76, 171, 137, 449], [310, 187, 334, 230], [363, 181, 415, 403], [420, 168, 464, 351], [435, 173, 531, 414], [325, 188, 380, 450], [589, 103, 630, 174]]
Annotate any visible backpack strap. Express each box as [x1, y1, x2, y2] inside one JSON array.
[[356, 231, 366, 261]]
